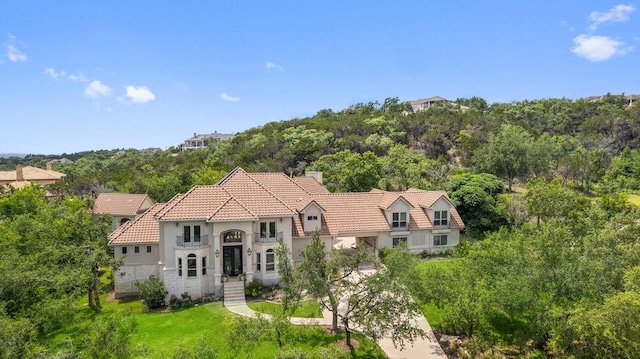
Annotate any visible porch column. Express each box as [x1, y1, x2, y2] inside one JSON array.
[[213, 234, 222, 286], [245, 234, 254, 282]]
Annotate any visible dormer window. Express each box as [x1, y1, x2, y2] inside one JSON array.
[[392, 212, 407, 228], [307, 215, 318, 221], [434, 211, 448, 226]]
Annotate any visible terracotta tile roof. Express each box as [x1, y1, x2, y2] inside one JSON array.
[[94, 193, 153, 216], [155, 186, 230, 220], [0, 166, 66, 181], [310, 192, 391, 235], [400, 189, 465, 229], [219, 168, 297, 217], [208, 197, 258, 221], [108, 203, 164, 245], [249, 172, 313, 206], [294, 176, 331, 194]]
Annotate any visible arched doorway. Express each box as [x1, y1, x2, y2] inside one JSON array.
[[222, 230, 243, 276]]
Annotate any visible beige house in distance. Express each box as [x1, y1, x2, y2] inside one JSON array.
[[108, 167, 464, 299], [0, 164, 66, 190], [94, 193, 155, 230]]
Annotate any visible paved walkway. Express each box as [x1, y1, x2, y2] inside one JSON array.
[[225, 301, 445, 358]]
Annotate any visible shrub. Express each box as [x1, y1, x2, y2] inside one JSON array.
[[135, 276, 167, 309], [245, 281, 263, 298]]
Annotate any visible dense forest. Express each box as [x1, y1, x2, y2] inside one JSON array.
[[2, 94, 640, 357]]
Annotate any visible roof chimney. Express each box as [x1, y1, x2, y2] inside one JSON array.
[[306, 171, 323, 184], [46, 163, 52, 171], [16, 166, 24, 181], [193, 132, 196, 137]]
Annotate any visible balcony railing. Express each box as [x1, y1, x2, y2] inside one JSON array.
[[176, 235, 209, 247], [253, 232, 283, 243]]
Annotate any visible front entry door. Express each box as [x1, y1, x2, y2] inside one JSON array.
[[223, 246, 243, 276]]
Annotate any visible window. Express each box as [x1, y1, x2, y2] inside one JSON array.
[[307, 215, 318, 221], [260, 221, 276, 238], [434, 235, 448, 246], [256, 253, 261, 271], [187, 254, 197, 277], [146, 245, 152, 253], [202, 257, 207, 275], [266, 249, 275, 271], [392, 237, 407, 247], [178, 257, 182, 276], [392, 212, 407, 228], [434, 211, 448, 226], [121, 247, 127, 255], [183, 225, 202, 242], [223, 230, 242, 243], [134, 246, 140, 254], [119, 218, 130, 226]]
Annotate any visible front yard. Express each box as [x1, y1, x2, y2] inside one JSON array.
[[47, 293, 384, 358]]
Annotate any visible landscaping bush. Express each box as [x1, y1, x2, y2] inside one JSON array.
[[245, 281, 263, 298], [135, 276, 167, 309]]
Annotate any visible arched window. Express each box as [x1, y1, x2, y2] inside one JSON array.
[[223, 230, 242, 243], [187, 254, 197, 277], [266, 249, 275, 271]]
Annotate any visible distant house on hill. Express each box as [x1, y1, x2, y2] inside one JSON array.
[[107, 167, 465, 299], [584, 93, 640, 106], [182, 132, 234, 150], [140, 148, 162, 156], [0, 164, 66, 190], [46, 158, 74, 165], [410, 96, 469, 112], [93, 193, 155, 230]]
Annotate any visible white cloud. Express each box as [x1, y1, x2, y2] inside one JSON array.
[[68, 72, 88, 82], [266, 61, 284, 71], [5, 34, 27, 63], [44, 67, 65, 80], [571, 34, 633, 61], [124, 85, 156, 104], [220, 92, 240, 102], [84, 80, 112, 98], [589, 4, 635, 30]]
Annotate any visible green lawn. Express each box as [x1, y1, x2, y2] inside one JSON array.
[[248, 299, 324, 318], [47, 295, 384, 358]]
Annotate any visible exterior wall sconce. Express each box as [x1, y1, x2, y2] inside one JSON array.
[[215, 249, 220, 257], [175, 222, 179, 227], [247, 247, 252, 257]]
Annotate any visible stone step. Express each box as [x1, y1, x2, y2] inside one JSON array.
[[223, 281, 247, 307]]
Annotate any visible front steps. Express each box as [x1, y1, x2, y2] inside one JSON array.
[[223, 279, 246, 307]]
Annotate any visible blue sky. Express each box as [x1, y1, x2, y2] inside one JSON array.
[[1, 1, 638, 154]]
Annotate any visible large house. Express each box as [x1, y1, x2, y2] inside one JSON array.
[[182, 132, 234, 150], [108, 167, 464, 299], [0, 164, 66, 190], [94, 193, 155, 230], [410, 96, 469, 112]]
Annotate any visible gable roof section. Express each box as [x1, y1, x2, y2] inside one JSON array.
[[0, 166, 66, 181], [108, 203, 165, 245], [155, 186, 230, 221], [219, 168, 297, 217], [294, 176, 331, 194], [400, 189, 464, 229], [94, 193, 153, 216], [208, 197, 258, 221]]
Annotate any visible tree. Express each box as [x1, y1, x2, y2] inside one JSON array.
[[475, 124, 536, 191], [296, 233, 425, 349], [448, 173, 510, 238], [85, 313, 137, 359], [135, 276, 168, 309]]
